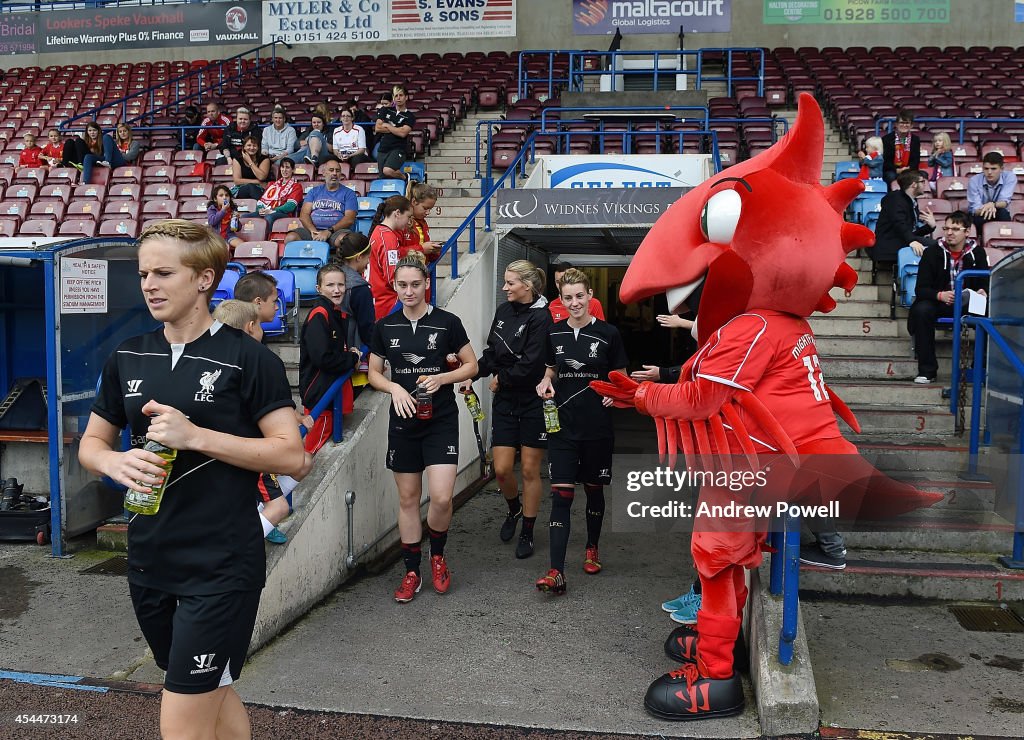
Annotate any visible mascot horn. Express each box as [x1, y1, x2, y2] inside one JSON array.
[[591, 94, 942, 720]]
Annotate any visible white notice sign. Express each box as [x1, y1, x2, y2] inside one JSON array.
[[61, 257, 108, 314]]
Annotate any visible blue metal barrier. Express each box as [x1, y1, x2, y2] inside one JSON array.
[[950, 269, 992, 420], [517, 50, 577, 100], [298, 369, 356, 446], [768, 513, 802, 665]]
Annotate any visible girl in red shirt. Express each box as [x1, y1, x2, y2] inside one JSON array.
[[369, 195, 414, 319], [40, 129, 65, 168], [403, 182, 443, 264]]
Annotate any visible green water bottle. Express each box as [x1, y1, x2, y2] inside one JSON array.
[[463, 389, 485, 422], [124, 440, 177, 516], [542, 398, 561, 434]]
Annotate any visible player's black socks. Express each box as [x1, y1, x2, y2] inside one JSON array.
[[401, 541, 422, 576], [693, 578, 702, 595], [506, 495, 522, 517], [583, 484, 605, 548], [549, 487, 574, 573], [427, 526, 448, 558]]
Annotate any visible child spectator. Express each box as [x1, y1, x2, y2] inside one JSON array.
[[299, 264, 360, 454], [368, 195, 415, 319], [857, 136, 883, 180], [337, 233, 375, 395], [63, 121, 103, 174], [207, 185, 245, 252], [404, 182, 443, 263], [17, 132, 43, 170], [40, 129, 65, 168], [211, 299, 306, 544], [256, 158, 304, 230], [928, 132, 955, 182], [234, 270, 280, 330]]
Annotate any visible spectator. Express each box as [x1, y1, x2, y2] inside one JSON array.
[[290, 112, 332, 168], [262, 106, 298, 163], [331, 109, 369, 168], [368, 195, 415, 319], [195, 100, 230, 154], [39, 128, 65, 168], [548, 261, 606, 322], [178, 105, 202, 150], [299, 263, 360, 454], [403, 181, 442, 263], [375, 84, 415, 180], [256, 158, 304, 230], [337, 232, 375, 359], [62, 120, 103, 175], [908, 210, 989, 384], [234, 270, 281, 332], [231, 135, 270, 200], [928, 132, 954, 182], [967, 151, 1015, 243], [872, 169, 936, 266], [219, 106, 260, 164], [82, 122, 141, 185], [345, 98, 375, 153], [17, 132, 43, 170], [857, 136, 883, 180], [286, 159, 358, 249], [207, 184, 245, 251], [882, 109, 920, 186]]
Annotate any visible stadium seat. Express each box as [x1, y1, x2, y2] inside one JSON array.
[[368, 178, 405, 197], [67, 200, 101, 221], [357, 195, 384, 217], [107, 183, 140, 200], [110, 166, 141, 185], [18, 219, 56, 238], [280, 240, 330, 301], [103, 200, 140, 220], [12, 166, 46, 187], [59, 218, 97, 237], [834, 161, 861, 181], [178, 182, 212, 200], [98, 218, 139, 237], [0, 218, 17, 237], [142, 200, 179, 219], [30, 200, 65, 221], [233, 241, 279, 271], [237, 218, 267, 242], [982, 220, 1024, 249], [261, 269, 298, 340], [0, 200, 28, 222], [141, 148, 174, 166], [179, 197, 209, 216], [143, 164, 173, 183], [401, 161, 426, 182], [72, 183, 106, 202], [143, 182, 176, 198], [210, 270, 239, 309], [46, 167, 78, 185], [892, 245, 922, 318], [352, 162, 381, 182], [269, 217, 303, 239]]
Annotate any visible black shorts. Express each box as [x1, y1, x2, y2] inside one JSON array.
[[129, 585, 261, 695], [491, 392, 547, 449], [377, 147, 407, 172], [547, 434, 614, 485], [387, 415, 459, 473], [257, 472, 284, 504]]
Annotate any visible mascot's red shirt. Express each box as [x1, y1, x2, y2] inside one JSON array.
[[682, 309, 842, 449]]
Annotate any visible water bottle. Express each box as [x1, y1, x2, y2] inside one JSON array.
[[229, 212, 240, 232], [463, 389, 484, 422], [124, 439, 177, 515], [445, 353, 461, 371], [415, 384, 433, 420], [542, 399, 561, 434]]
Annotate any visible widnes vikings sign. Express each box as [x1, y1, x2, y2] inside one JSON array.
[[495, 188, 687, 226]]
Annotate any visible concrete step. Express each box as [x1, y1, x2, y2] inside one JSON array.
[[809, 316, 899, 337], [855, 437, 973, 474], [841, 404, 954, 435], [887, 474, 998, 513], [829, 283, 891, 302], [798, 550, 1024, 600], [825, 300, 891, 318], [828, 380, 953, 405], [821, 355, 921, 380], [817, 335, 949, 358]]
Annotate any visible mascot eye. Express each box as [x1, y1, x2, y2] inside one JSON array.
[[699, 189, 743, 244]]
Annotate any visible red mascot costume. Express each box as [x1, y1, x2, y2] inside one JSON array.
[[592, 94, 942, 720]]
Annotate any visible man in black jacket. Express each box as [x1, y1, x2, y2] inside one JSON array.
[[881, 109, 921, 185], [218, 106, 262, 165], [909, 209, 989, 384], [873, 169, 936, 266]]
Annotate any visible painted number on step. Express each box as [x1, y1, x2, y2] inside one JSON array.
[[451, 170, 458, 180], [465, 156, 472, 164], [435, 207, 442, 215], [997, 581, 1003, 600], [915, 416, 926, 431], [436, 188, 445, 197], [862, 320, 872, 334], [886, 362, 895, 376]]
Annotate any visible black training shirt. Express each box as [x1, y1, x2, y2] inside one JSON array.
[[545, 318, 628, 440], [376, 107, 416, 154], [91, 322, 294, 595], [370, 305, 470, 423]]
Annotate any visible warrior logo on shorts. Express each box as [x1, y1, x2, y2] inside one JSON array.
[[427, 332, 438, 350], [447, 445, 457, 455], [589, 341, 599, 358], [539, 432, 547, 441], [388, 450, 396, 466], [192, 653, 216, 672], [194, 369, 221, 402], [599, 468, 610, 477]]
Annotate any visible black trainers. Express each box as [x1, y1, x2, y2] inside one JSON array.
[[644, 663, 745, 720], [515, 532, 534, 559], [798, 543, 847, 570], [500, 506, 522, 542]]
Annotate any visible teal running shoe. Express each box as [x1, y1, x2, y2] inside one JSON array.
[[661, 584, 699, 613], [265, 527, 287, 544], [670, 593, 701, 625]]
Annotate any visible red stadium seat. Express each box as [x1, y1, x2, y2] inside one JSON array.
[[178, 182, 212, 200], [18, 219, 56, 238], [29, 200, 65, 221], [67, 200, 101, 221], [102, 200, 140, 220], [141, 200, 179, 219], [143, 182, 175, 198], [233, 241, 279, 270], [107, 183, 140, 200], [111, 165, 141, 184], [143, 164, 173, 183], [46, 167, 78, 185], [98, 218, 140, 237], [179, 197, 209, 216], [237, 218, 267, 242]]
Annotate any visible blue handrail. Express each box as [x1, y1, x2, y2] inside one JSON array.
[[768, 513, 802, 665], [60, 40, 289, 134], [517, 50, 577, 100], [875, 117, 1024, 144], [298, 369, 356, 446]]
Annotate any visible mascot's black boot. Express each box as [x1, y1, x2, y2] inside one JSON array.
[[643, 662, 744, 721], [664, 625, 749, 673]]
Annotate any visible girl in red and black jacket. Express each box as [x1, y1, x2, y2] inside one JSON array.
[[299, 264, 361, 453]]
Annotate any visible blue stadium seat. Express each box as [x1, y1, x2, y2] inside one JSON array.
[[850, 191, 885, 224], [367, 178, 406, 197], [355, 216, 374, 236], [356, 195, 384, 218], [262, 269, 298, 341], [280, 241, 330, 302], [210, 270, 239, 309], [891, 246, 922, 318], [401, 161, 426, 182], [834, 161, 860, 181]]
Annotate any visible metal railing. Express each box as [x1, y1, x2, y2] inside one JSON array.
[[61, 40, 289, 134], [768, 513, 802, 665], [558, 48, 766, 97], [298, 369, 356, 447], [517, 50, 576, 100], [875, 117, 1024, 144]]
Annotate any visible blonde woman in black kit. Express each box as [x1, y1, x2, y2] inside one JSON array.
[[462, 260, 553, 559]]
